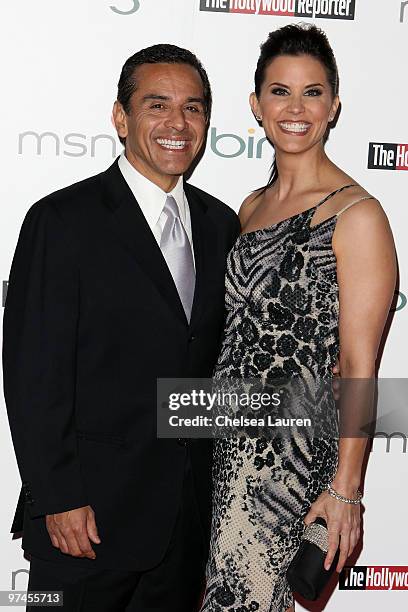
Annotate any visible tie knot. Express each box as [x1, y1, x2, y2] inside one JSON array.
[[164, 195, 180, 220]]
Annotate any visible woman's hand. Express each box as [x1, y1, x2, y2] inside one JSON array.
[[303, 488, 361, 573]]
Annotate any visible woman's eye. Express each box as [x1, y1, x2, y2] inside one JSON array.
[[271, 87, 289, 96], [305, 89, 322, 97]]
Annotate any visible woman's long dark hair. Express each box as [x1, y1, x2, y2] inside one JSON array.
[[255, 23, 339, 190]]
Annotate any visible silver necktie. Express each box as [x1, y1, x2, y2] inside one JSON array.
[[160, 196, 195, 321]]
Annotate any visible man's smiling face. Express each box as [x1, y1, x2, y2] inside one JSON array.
[[113, 62, 207, 192]]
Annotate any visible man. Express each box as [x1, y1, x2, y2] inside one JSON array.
[[3, 44, 240, 611]]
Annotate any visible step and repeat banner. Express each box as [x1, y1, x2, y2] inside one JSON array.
[[0, 0, 407, 609]]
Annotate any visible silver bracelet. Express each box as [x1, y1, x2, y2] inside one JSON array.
[[327, 484, 362, 505]]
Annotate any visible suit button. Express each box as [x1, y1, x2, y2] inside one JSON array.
[[177, 438, 187, 447], [24, 490, 34, 502], [189, 335, 196, 343]]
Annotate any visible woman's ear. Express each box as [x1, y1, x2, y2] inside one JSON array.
[[329, 95, 340, 122], [250, 92, 262, 122]]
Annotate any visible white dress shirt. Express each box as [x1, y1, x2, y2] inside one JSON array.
[[118, 152, 195, 263]]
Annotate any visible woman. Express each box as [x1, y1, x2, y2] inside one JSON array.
[[201, 24, 396, 612]]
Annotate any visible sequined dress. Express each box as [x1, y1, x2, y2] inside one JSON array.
[[201, 185, 371, 612]]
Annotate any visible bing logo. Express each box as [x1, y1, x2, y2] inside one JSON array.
[[210, 127, 268, 158]]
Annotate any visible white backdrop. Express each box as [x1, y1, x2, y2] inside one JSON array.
[[0, 0, 407, 609]]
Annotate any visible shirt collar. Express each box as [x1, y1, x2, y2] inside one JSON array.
[[118, 152, 186, 230]]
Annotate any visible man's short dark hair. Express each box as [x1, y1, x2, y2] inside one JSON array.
[[117, 43, 212, 140]]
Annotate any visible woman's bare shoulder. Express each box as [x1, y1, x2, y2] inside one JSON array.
[[239, 189, 264, 225], [333, 184, 393, 254], [334, 179, 382, 216]]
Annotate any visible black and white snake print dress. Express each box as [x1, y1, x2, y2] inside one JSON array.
[[201, 186, 374, 612]]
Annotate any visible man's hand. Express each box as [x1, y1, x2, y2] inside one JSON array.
[[46, 505, 100, 559]]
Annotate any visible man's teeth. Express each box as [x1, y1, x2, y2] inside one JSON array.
[[157, 139, 187, 149], [279, 122, 310, 133]]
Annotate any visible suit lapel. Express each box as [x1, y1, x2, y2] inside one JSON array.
[[185, 183, 217, 333], [101, 160, 187, 325]]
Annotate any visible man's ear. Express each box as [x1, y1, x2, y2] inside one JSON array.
[[112, 101, 128, 140], [249, 92, 262, 123]]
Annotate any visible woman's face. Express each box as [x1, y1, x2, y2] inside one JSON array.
[[250, 54, 339, 156]]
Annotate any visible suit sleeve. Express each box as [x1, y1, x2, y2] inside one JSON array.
[[230, 210, 241, 247], [2, 200, 88, 518]]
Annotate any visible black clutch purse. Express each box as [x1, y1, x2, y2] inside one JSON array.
[[286, 517, 340, 601]]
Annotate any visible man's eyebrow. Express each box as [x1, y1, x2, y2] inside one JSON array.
[[141, 94, 205, 105], [142, 94, 169, 102], [186, 97, 205, 105]]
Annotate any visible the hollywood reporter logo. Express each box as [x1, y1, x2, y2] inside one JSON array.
[[368, 143, 408, 171], [340, 566, 408, 590], [200, 0, 356, 19]]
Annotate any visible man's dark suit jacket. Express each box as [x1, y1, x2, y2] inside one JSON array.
[[2, 158, 240, 570]]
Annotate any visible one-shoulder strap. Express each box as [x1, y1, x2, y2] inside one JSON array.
[[315, 184, 357, 209], [336, 195, 375, 218]]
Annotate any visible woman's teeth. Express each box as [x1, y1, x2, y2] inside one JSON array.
[[156, 139, 187, 150], [279, 122, 311, 133]]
